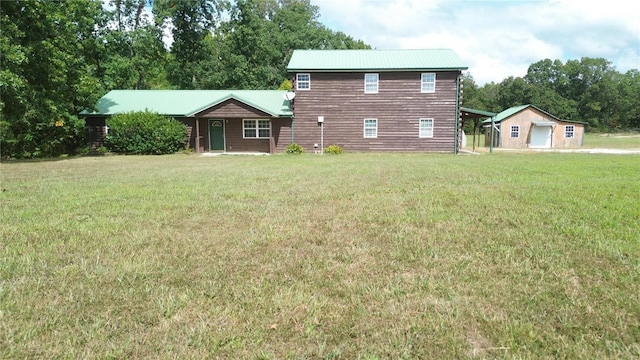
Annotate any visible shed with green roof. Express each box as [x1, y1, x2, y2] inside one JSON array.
[[481, 104, 587, 149]]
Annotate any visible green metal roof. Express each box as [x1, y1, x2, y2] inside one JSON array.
[[461, 107, 496, 118], [481, 104, 587, 125], [82, 90, 293, 117], [287, 49, 467, 72]]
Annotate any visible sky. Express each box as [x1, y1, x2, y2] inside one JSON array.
[[311, 0, 640, 85]]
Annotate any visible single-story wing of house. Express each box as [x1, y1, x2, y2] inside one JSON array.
[[482, 104, 587, 149], [82, 90, 293, 153]]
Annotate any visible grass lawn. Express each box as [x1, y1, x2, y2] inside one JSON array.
[[464, 132, 640, 151], [583, 133, 640, 149], [1, 153, 639, 359]]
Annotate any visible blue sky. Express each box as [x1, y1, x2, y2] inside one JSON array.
[[312, 0, 640, 85]]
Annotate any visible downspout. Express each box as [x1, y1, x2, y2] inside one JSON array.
[[454, 72, 461, 154]]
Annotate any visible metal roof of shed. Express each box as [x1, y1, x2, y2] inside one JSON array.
[[82, 90, 293, 117], [287, 49, 468, 72], [481, 104, 587, 125]]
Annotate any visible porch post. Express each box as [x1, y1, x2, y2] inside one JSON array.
[[269, 119, 275, 154], [195, 117, 200, 153]]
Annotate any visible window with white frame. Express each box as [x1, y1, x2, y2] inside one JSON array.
[[510, 125, 520, 138], [364, 73, 379, 93], [419, 118, 434, 138], [243, 119, 270, 139], [421, 73, 436, 93], [296, 73, 310, 90], [364, 118, 378, 138], [565, 125, 575, 138]]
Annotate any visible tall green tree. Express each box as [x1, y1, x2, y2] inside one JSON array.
[[95, 0, 168, 90], [212, 0, 370, 89], [153, 0, 227, 89], [0, 0, 104, 158]]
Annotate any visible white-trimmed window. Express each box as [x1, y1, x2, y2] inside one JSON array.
[[419, 118, 434, 138], [510, 125, 520, 138], [365, 73, 379, 94], [565, 125, 575, 138], [296, 73, 310, 90], [364, 118, 378, 138], [421, 73, 436, 93], [243, 119, 270, 139]]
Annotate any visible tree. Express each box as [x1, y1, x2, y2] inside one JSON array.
[[96, 0, 168, 90], [0, 0, 104, 158], [497, 76, 530, 110], [211, 0, 370, 89], [153, 0, 227, 89]]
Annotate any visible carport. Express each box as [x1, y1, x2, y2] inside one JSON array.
[[460, 107, 496, 152]]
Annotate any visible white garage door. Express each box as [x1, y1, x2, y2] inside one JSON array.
[[530, 126, 552, 148]]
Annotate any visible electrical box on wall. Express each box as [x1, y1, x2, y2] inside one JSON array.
[[317, 116, 324, 123]]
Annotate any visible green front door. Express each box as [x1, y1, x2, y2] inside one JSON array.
[[209, 120, 225, 151]]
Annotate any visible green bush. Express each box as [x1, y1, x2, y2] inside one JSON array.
[[285, 143, 304, 154], [104, 111, 187, 155], [324, 144, 343, 154], [0, 115, 86, 159]]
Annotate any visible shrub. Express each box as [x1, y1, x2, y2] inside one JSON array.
[[285, 143, 304, 154], [104, 111, 187, 155], [94, 146, 109, 155], [324, 144, 343, 154]]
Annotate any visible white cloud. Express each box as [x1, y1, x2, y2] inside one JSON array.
[[312, 0, 640, 85]]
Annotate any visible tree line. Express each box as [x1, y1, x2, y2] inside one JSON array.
[[1, 0, 638, 158], [462, 58, 640, 131], [0, 0, 368, 158]]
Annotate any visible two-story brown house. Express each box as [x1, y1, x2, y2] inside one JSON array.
[[286, 49, 468, 153], [83, 49, 468, 153]]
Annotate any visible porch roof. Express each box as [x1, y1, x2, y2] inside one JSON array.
[[82, 90, 293, 118], [460, 106, 496, 119]]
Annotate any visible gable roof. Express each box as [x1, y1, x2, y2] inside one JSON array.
[[81, 90, 293, 117], [482, 104, 587, 125], [287, 49, 467, 72]]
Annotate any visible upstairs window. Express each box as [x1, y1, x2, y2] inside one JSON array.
[[296, 73, 310, 90], [243, 119, 270, 139], [419, 118, 434, 138], [364, 73, 379, 94], [510, 125, 520, 138], [421, 73, 436, 93], [565, 125, 575, 138], [364, 118, 378, 138]]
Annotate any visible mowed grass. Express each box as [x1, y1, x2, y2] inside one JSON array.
[[583, 133, 640, 149], [1, 153, 639, 359], [464, 132, 640, 151]]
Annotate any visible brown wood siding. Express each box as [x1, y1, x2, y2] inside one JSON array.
[[272, 118, 293, 153], [196, 99, 271, 118], [195, 117, 291, 153], [85, 117, 107, 149], [292, 71, 460, 152], [175, 117, 196, 151], [224, 119, 270, 152]]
